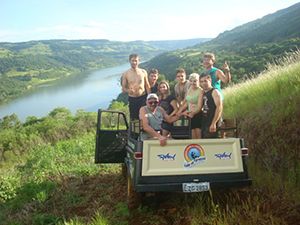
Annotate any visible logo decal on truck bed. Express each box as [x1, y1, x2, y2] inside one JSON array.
[[215, 152, 232, 160], [184, 144, 206, 168], [157, 153, 176, 161]]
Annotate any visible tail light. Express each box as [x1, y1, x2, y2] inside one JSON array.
[[241, 148, 249, 156], [134, 152, 143, 159]]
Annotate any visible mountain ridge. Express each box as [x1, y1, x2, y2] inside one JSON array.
[[212, 2, 300, 45], [143, 2, 300, 82]]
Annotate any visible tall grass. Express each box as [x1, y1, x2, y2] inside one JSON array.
[[224, 50, 300, 178], [223, 50, 300, 119], [210, 50, 300, 224]]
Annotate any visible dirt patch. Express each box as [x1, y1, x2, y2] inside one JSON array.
[[43, 173, 127, 223]]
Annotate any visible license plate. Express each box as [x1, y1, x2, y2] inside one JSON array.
[[182, 182, 210, 193]]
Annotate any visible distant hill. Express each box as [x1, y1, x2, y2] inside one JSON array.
[[0, 38, 208, 103], [148, 38, 210, 50], [143, 2, 300, 82], [212, 2, 300, 45]]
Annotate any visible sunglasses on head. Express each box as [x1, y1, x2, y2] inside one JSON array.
[[148, 100, 158, 105]]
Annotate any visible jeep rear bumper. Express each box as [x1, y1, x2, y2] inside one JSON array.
[[135, 179, 252, 192]]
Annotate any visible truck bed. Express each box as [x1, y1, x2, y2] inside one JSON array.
[[142, 138, 244, 176]]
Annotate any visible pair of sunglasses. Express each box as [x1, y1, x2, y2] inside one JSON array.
[[148, 100, 158, 105]]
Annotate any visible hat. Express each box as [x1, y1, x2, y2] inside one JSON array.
[[147, 93, 159, 100]]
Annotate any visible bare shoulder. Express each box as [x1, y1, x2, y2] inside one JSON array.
[[140, 105, 146, 113], [216, 68, 225, 76], [212, 89, 221, 97], [140, 68, 148, 76], [122, 69, 132, 77]]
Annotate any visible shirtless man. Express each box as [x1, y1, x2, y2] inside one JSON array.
[[122, 54, 150, 120]]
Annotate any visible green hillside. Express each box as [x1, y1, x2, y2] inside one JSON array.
[[0, 53, 299, 225], [213, 2, 300, 45], [224, 50, 300, 185], [143, 2, 300, 83], [0, 38, 208, 104]]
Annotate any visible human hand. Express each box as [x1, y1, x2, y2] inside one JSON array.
[[159, 136, 167, 146], [173, 114, 180, 121], [187, 111, 195, 118], [222, 61, 230, 73], [182, 111, 189, 117], [209, 123, 217, 133]]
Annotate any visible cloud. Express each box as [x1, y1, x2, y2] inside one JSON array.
[[34, 22, 108, 39], [0, 22, 109, 42], [0, 30, 21, 42]]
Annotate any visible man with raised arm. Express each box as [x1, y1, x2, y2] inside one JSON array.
[[202, 52, 231, 100], [122, 54, 151, 120], [199, 73, 223, 138]]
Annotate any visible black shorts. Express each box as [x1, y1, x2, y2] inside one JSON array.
[[191, 112, 202, 129], [128, 94, 147, 120], [202, 128, 218, 138], [201, 118, 222, 138]]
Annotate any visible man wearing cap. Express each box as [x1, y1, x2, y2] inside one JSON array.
[[122, 54, 150, 120], [139, 93, 179, 146]]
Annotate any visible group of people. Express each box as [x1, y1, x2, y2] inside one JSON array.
[[121, 53, 231, 146]]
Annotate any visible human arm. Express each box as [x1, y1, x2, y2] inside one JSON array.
[[169, 99, 179, 117], [161, 107, 180, 124], [216, 61, 231, 84], [187, 90, 204, 118], [139, 107, 167, 146], [121, 73, 128, 93], [176, 100, 188, 116], [143, 70, 151, 94], [209, 90, 223, 133]]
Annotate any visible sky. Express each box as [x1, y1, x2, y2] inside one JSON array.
[[1, 0, 299, 43]]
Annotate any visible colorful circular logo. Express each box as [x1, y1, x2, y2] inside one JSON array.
[[184, 144, 205, 162]]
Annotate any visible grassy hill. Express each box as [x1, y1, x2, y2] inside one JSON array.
[[0, 52, 299, 225], [143, 2, 300, 83], [224, 50, 300, 186], [213, 2, 300, 45]]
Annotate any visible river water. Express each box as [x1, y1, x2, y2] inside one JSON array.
[[0, 63, 129, 121]]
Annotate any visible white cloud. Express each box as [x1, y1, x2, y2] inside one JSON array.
[[0, 21, 109, 42]]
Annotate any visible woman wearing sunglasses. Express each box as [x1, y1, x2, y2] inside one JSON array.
[[139, 93, 179, 146]]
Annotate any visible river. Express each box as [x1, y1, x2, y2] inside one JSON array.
[[0, 63, 129, 121]]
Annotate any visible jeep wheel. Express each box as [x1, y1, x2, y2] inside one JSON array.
[[127, 174, 141, 209]]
